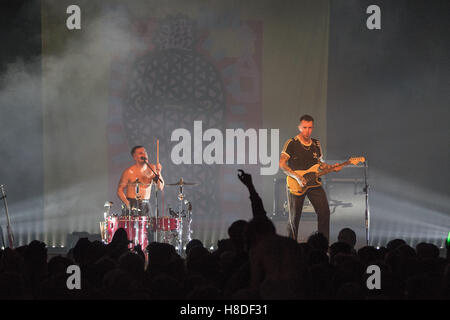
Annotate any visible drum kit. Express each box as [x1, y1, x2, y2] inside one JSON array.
[[99, 177, 198, 256]]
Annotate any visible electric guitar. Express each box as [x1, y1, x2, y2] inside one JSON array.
[[286, 157, 365, 196]]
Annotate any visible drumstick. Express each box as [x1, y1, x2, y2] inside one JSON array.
[[157, 139, 164, 219], [156, 139, 159, 164]]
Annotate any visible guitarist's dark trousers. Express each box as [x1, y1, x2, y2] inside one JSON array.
[[286, 186, 330, 241]]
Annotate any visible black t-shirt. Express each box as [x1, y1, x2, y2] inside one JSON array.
[[281, 137, 322, 171]]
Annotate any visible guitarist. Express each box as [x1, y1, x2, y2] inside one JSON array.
[[279, 115, 341, 242]]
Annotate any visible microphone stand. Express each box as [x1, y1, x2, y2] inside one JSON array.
[[0, 225, 5, 249], [363, 160, 370, 246], [0, 185, 14, 248]]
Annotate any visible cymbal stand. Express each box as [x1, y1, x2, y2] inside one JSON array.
[[363, 160, 370, 246], [142, 159, 161, 242], [0, 185, 14, 248], [185, 201, 192, 245], [176, 185, 184, 256]]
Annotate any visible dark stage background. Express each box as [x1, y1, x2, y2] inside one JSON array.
[[327, 0, 450, 247], [0, 0, 44, 246]]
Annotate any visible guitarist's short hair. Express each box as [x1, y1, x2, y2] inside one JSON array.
[[299, 114, 314, 123]]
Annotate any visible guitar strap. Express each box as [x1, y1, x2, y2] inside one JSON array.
[[314, 139, 323, 163]]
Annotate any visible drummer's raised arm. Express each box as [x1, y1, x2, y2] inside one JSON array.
[[117, 170, 130, 208], [153, 163, 164, 191], [155, 173, 164, 191]]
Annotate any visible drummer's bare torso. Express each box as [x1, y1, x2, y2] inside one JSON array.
[[121, 164, 157, 200], [117, 146, 164, 208]]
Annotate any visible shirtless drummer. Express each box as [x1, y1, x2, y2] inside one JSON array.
[[117, 145, 165, 216]]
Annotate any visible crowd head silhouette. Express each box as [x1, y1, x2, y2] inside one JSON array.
[[0, 171, 448, 300]]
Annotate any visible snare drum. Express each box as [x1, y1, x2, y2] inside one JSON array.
[[121, 198, 151, 216]]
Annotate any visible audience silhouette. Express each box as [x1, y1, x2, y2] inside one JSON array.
[[0, 170, 448, 300]]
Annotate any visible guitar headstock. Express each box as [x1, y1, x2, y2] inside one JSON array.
[[349, 157, 365, 165]]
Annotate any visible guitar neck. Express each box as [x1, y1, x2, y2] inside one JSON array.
[[317, 160, 351, 177]]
